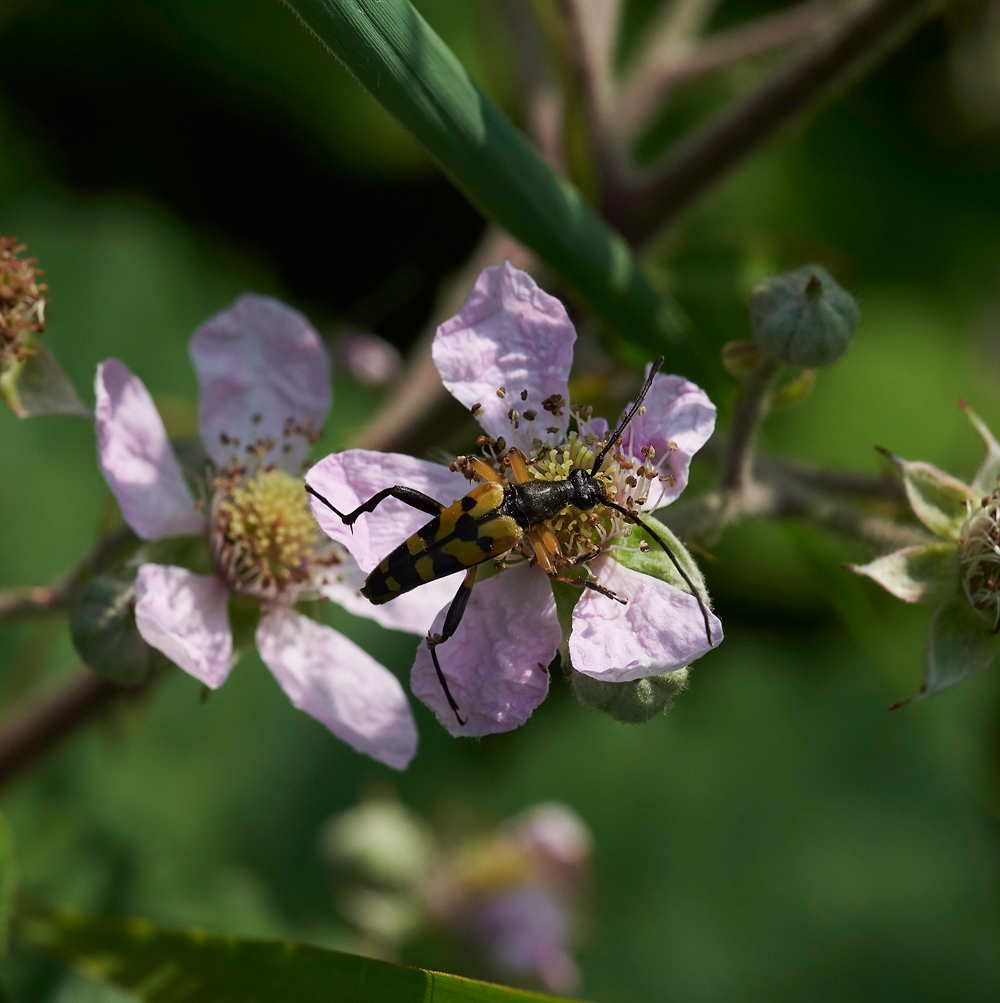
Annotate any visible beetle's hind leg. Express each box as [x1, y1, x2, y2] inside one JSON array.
[[526, 531, 626, 605], [426, 565, 479, 727], [306, 484, 443, 528]]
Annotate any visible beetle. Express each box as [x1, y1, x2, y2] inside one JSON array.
[[307, 356, 714, 725]]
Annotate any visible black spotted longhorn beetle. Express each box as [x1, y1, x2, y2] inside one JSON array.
[[307, 356, 714, 726]]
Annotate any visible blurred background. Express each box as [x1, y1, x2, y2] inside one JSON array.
[[2, 0, 1000, 999]]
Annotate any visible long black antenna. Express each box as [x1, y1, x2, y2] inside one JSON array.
[[590, 356, 665, 476], [306, 483, 348, 520], [603, 499, 715, 648]]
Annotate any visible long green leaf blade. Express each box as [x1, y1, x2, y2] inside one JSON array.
[[282, 0, 684, 356], [21, 908, 581, 1003]]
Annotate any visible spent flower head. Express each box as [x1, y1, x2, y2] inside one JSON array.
[[307, 263, 723, 737], [850, 399, 1000, 704]]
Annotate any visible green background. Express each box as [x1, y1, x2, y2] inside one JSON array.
[[2, 0, 1000, 1000]]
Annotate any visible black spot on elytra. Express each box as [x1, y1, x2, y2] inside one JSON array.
[[418, 516, 440, 542], [478, 536, 494, 553], [461, 495, 477, 512], [455, 513, 480, 542]]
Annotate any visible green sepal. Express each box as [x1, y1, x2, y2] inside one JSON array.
[[876, 448, 977, 540], [70, 576, 162, 686], [0, 336, 90, 418], [0, 814, 17, 954], [18, 907, 574, 1003], [228, 593, 261, 666], [749, 265, 859, 368], [848, 542, 958, 603], [571, 667, 689, 724], [959, 399, 1000, 496], [896, 594, 1000, 707], [615, 515, 708, 603]]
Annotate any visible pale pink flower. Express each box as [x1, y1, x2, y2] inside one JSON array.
[[307, 264, 722, 737], [94, 293, 426, 769]]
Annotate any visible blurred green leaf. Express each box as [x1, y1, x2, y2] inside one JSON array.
[[21, 908, 576, 1002], [282, 0, 687, 360], [0, 815, 16, 954]]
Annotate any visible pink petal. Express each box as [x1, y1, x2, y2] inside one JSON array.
[[306, 449, 468, 574], [410, 562, 558, 737], [569, 559, 722, 682], [95, 360, 206, 541], [256, 606, 418, 769], [432, 263, 576, 449], [622, 370, 716, 508], [317, 552, 455, 635], [190, 293, 330, 472], [134, 564, 232, 688]]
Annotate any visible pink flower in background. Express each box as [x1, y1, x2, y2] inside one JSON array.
[[307, 263, 722, 737], [94, 293, 428, 769]]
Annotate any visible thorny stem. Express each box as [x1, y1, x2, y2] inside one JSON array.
[[612, 0, 935, 245], [721, 357, 782, 491]]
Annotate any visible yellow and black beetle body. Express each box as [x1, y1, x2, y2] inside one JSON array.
[[306, 356, 713, 726]]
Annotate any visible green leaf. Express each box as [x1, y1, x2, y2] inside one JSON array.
[[0, 336, 90, 418], [959, 399, 1000, 496], [282, 0, 686, 359], [615, 515, 708, 602], [20, 908, 577, 1003], [848, 542, 958, 603], [0, 815, 17, 954], [902, 595, 1000, 706], [876, 449, 976, 540]]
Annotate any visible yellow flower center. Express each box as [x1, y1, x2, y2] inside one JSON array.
[[213, 468, 325, 599]]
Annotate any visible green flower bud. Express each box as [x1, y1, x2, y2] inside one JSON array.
[[571, 667, 689, 724], [749, 265, 859, 368], [70, 576, 161, 686]]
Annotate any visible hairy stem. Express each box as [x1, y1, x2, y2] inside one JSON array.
[[721, 357, 782, 491], [613, 0, 934, 244]]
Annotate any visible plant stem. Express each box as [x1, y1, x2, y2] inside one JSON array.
[[613, 0, 934, 245], [721, 357, 782, 490]]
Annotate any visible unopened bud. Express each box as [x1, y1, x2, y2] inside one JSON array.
[[70, 576, 161, 686], [571, 667, 689, 724], [749, 265, 859, 368]]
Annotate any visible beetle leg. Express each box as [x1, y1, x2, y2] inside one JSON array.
[[527, 529, 557, 574], [566, 546, 602, 567], [306, 484, 443, 528], [467, 457, 503, 483], [507, 448, 533, 485], [552, 574, 627, 604], [426, 565, 479, 726]]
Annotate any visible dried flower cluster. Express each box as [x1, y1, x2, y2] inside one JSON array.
[[0, 236, 47, 370]]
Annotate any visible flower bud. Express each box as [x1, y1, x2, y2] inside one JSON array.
[[571, 667, 689, 724], [749, 265, 859, 368], [70, 576, 162, 686]]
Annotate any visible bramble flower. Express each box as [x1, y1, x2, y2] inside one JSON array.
[[307, 263, 722, 736], [94, 293, 427, 768], [850, 400, 1000, 704]]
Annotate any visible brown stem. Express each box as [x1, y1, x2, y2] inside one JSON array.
[[617, 0, 845, 136], [0, 670, 143, 791], [0, 525, 137, 626], [613, 0, 934, 245]]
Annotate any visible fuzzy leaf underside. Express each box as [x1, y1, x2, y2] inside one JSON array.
[[849, 542, 958, 603]]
